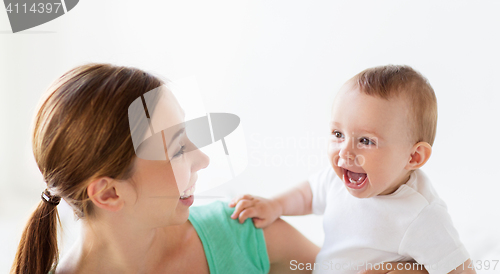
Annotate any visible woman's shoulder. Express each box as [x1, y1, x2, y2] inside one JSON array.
[[189, 200, 259, 246], [188, 200, 270, 274], [189, 200, 260, 240], [189, 200, 232, 222]]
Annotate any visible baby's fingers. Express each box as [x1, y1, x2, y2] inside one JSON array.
[[230, 199, 255, 219], [252, 217, 272, 229], [228, 194, 254, 207], [236, 207, 258, 224]]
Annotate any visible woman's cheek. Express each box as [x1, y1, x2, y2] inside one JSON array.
[[168, 163, 187, 192]]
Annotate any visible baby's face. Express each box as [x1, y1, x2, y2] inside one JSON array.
[[328, 83, 414, 198]]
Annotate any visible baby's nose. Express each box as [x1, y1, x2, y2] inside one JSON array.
[[338, 155, 355, 166], [339, 147, 355, 161]]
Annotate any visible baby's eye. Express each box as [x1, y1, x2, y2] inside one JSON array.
[[359, 137, 375, 146], [332, 131, 344, 139]]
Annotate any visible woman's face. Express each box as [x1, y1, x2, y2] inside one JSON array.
[[126, 88, 209, 227]]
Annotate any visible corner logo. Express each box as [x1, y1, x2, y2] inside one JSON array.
[[3, 0, 79, 33]]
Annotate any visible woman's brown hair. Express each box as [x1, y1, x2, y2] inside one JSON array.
[[11, 63, 163, 274]]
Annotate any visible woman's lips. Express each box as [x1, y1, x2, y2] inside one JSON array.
[[179, 176, 197, 206], [179, 195, 194, 206]]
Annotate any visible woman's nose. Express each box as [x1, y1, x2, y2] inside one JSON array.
[[191, 148, 210, 172]]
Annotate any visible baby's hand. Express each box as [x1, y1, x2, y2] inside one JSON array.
[[228, 194, 283, 228]]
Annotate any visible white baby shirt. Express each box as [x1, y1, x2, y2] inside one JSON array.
[[309, 167, 469, 274]]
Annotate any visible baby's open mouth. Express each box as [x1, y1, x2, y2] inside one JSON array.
[[342, 168, 368, 190], [345, 169, 367, 185]]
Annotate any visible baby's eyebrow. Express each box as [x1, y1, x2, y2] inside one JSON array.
[[330, 121, 341, 128], [330, 122, 383, 140], [359, 129, 380, 137]]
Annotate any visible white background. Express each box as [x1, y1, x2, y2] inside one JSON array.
[[1, 1, 499, 273]]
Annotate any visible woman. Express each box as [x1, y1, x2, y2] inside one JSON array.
[[11, 63, 428, 274], [10, 63, 319, 274]]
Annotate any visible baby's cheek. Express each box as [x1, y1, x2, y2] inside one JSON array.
[[354, 155, 366, 167], [360, 154, 387, 179], [327, 145, 340, 168], [354, 150, 375, 167], [327, 142, 339, 157]]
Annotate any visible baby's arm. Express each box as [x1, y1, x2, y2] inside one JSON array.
[[229, 181, 313, 228]]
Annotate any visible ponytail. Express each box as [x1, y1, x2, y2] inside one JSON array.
[[11, 192, 61, 274], [11, 63, 164, 273]]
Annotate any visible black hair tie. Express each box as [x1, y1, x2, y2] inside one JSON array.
[[41, 189, 61, 206]]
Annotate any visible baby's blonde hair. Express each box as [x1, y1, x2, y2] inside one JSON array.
[[351, 65, 437, 146]]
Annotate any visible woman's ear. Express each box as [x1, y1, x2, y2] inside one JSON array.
[[405, 142, 432, 170], [87, 177, 124, 212]]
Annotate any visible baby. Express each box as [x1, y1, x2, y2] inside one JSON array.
[[229, 65, 475, 274]]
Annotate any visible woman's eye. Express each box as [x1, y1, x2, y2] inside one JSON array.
[[360, 137, 375, 146], [172, 145, 185, 158], [332, 131, 344, 138]]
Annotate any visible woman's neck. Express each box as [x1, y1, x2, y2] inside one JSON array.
[[57, 218, 195, 274]]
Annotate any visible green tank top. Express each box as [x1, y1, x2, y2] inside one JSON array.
[[188, 201, 270, 274]]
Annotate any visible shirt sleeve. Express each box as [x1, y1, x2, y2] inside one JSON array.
[[188, 201, 270, 274], [222, 201, 270, 273], [398, 203, 470, 274], [309, 166, 335, 215]]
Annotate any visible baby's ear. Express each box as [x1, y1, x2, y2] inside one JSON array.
[[405, 142, 432, 170], [87, 177, 124, 212]]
